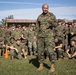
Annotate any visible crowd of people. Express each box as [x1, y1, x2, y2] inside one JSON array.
[[0, 24, 37, 59], [0, 3, 76, 74], [0, 18, 76, 60], [54, 19, 76, 60]]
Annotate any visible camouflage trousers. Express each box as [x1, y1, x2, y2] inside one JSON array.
[[0, 49, 4, 56], [58, 36, 68, 51], [64, 38, 68, 51], [16, 53, 23, 60], [28, 41, 37, 54], [55, 48, 64, 59], [9, 49, 16, 57], [37, 36, 56, 64]]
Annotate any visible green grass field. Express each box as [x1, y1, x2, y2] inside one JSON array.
[[0, 56, 76, 75]]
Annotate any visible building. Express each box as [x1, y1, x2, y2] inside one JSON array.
[[6, 19, 37, 27]]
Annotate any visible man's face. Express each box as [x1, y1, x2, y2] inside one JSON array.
[[0, 41, 3, 45], [71, 41, 75, 46], [42, 4, 48, 14], [30, 26, 33, 31], [16, 40, 20, 45], [10, 39, 14, 43], [58, 22, 62, 26], [74, 22, 76, 26], [54, 38, 58, 43]]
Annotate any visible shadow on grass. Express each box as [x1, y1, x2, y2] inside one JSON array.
[[29, 57, 39, 68], [29, 57, 50, 69]]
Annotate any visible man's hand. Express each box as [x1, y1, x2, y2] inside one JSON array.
[[71, 32, 74, 35], [10, 46, 14, 49], [48, 19, 52, 23], [68, 54, 72, 58], [33, 36, 36, 40]]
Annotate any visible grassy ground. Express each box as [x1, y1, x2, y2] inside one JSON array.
[[0, 56, 76, 75]]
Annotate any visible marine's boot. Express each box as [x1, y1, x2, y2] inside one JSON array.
[[37, 63, 44, 71], [48, 64, 55, 73]]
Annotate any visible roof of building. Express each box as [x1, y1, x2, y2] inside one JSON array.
[[6, 19, 37, 23]]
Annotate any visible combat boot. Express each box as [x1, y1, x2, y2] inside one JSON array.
[[48, 64, 55, 73], [37, 63, 44, 71]]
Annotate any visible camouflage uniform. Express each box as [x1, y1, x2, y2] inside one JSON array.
[[64, 24, 69, 51], [68, 24, 73, 46], [21, 27, 28, 38], [70, 21, 76, 41], [14, 43, 25, 59], [21, 27, 28, 45], [66, 40, 76, 58], [10, 27, 16, 38], [11, 28, 21, 40], [55, 24, 63, 40], [55, 23, 64, 42], [0, 28, 6, 56], [13, 39, 28, 59], [0, 38, 5, 56], [28, 25, 37, 55], [0, 27, 5, 38], [70, 46, 76, 57], [8, 38, 16, 59], [4, 28, 11, 44], [55, 21, 69, 51], [61, 23, 69, 51], [54, 38, 64, 59], [36, 12, 57, 63]]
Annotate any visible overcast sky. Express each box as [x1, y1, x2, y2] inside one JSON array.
[[0, 0, 76, 20]]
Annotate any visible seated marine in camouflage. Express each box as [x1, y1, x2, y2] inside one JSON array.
[[66, 40, 76, 59], [54, 36, 64, 60], [70, 20, 76, 41], [0, 38, 5, 57], [8, 37, 17, 60], [9, 39, 28, 59]]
